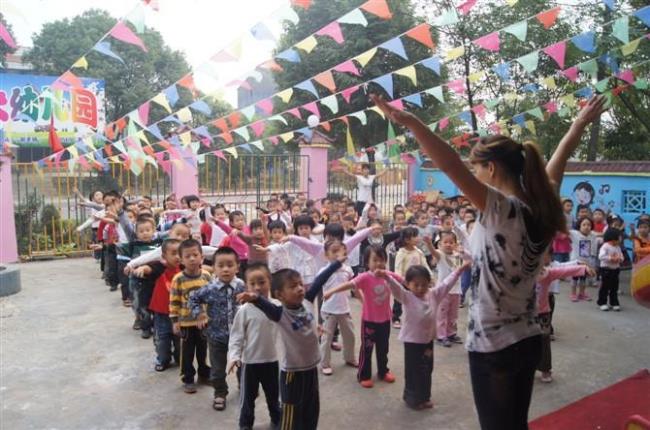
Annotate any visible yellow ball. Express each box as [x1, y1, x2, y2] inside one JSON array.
[[631, 256, 650, 309]]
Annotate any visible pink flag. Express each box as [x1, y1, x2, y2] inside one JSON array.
[[472, 104, 487, 119], [159, 159, 171, 175], [213, 150, 226, 160], [60, 71, 83, 88], [250, 121, 266, 137], [286, 107, 302, 119], [617, 70, 635, 84], [561, 66, 578, 82], [401, 153, 416, 164], [447, 79, 466, 95], [269, 136, 280, 146], [303, 101, 320, 117], [474, 32, 500, 52], [138, 102, 150, 125], [543, 41, 567, 69], [200, 137, 211, 147], [544, 101, 558, 113], [316, 21, 344, 44], [387, 99, 404, 110], [0, 23, 16, 49], [256, 98, 275, 115], [439, 117, 450, 130], [334, 60, 361, 76], [458, 0, 477, 15], [110, 21, 148, 52], [341, 85, 360, 103], [489, 122, 501, 133]]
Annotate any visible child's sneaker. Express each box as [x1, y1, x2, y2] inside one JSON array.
[[345, 361, 359, 368], [141, 329, 152, 339], [183, 383, 197, 394], [330, 342, 342, 351], [447, 334, 463, 344], [213, 396, 226, 411], [540, 372, 553, 383], [612, 305, 621, 311], [578, 293, 592, 301], [570, 294, 578, 302], [392, 320, 401, 329], [382, 371, 396, 383], [360, 379, 374, 388], [437, 338, 452, 348], [321, 366, 333, 376], [132, 319, 141, 330], [599, 304, 610, 311]]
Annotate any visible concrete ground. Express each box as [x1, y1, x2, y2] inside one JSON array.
[[1, 258, 649, 430]]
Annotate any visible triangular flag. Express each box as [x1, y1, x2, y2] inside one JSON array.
[[269, 114, 288, 126], [425, 86, 445, 103], [562, 66, 579, 82], [579, 59, 599, 79], [457, 0, 477, 15], [543, 76, 557, 89], [316, 21, 344, 44], [286, 107, 302, 119], [233, 127, 250, 141], [295, 35, 318, 53], [276, 88, 294, 103], [212, 118, 229, 133], [349, 111, 367, 125], [294, 80, 319, 97], [0, 22, 17, 49], [138, 102, 150, 125], [516, 51, 539, 73], [338, 9, 368, 26], [313, 70, 337, 92], [250, 22, 276, 41], [536, 7, 561, 30], [213, 150, 226, 160], [525, 120, 536, 135], [276, 48, 301, 63], [634, 6, 650, 27], [227, 111, 243, 128], [127, 3, 145, 33], [493, 62, 511, 81], [544, 101, 558, 113], [72, 56, 88, 70], [527, 107, 545, 120], [621, 38, 641, 57], [472, 104, 487, 119], [239, 143, 252, 153], [575, 87, 594, 99], [617, 69, 635, 85], [561, 94, 576, 107], [110, 21, 147, 52], [59, 71, 83, 88], [469, 71, 486, 83], [394, 66, 417, 86], [503, 21, 528, 42], [474, 32, 500, 52], [92, 41, 125, 63], [151, 92, 172, 113], [321, 95, 339, 114], [512, 113, 526, 126], [355, 47, 377, 67], [341, 85, 360, 103], [438, 117, 449, 130], [372, 74, 394, 98], [447, 78, 466, 95], [189, 100, 211, 115], [251, 140, 265, 151], [403, 93, 423, 107], [484, 98, 500, 109], [405, 24, 435, 49], [178, 74, 198, 95], [163, 85, 179, 107], [603, 0, 616, 11], [223, 147, 238, 159], [387, 122, 396, 140], [177, 107, 193, 123], [334, 60, 360, 76], [612, 16, 629, 44], [543, 41, 567, 69], [571, 32, 596, 53], [458, 111, 473, 126], [421, 57, 441, 75], [360, 0, 392, 20], [445, 46, 465, 61], [256, 98, 275, 116], [436, 8, 459, 26], [346, 128, 355, 155], [303, 101, 320, 117], [379, 38, 408, 60], [48, 115, 64, 153], [179, 131, 192, 146], [523, 83, 539, 93]]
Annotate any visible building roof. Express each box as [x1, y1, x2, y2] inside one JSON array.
[[564, 161, 650, 173]]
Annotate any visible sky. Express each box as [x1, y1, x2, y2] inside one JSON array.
[[3, 0, 289, 105]]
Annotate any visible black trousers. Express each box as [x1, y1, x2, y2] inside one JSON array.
[[548, 293, 555, 335], [392, 300, 402, 322], [239, 361, 281, 428], [209, 340, 229, 397], [357, 320, 390, 381], [469, 335, 542, 430], [598, 268, 620, 306], [103, 244, 119, 289], [537, 313, 552, 372], [403, 341, 434, 408], [355, 200, 366, 217], [179, 327, 209, 384], [117, 259, 130, 301], [280, 368, 319, 430]]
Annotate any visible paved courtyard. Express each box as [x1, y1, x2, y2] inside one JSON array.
[[1, 258, 649, 429]]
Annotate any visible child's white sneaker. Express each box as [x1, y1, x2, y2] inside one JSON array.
[[540, 372, 553, 383], [321, 366, 333, 376], [599, 304, 610, 311], [612, 305, 621, 311]]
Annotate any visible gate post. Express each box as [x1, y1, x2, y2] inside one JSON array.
[[299, 143, 330, 203], [170, 148, 199, 199], [0, 152, 19, 263], [407, 162, 418, 198]]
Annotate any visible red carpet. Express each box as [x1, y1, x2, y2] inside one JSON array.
[[530, 369, 650, 430]]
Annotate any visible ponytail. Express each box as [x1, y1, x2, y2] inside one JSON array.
[[521, 142, 567, 241]]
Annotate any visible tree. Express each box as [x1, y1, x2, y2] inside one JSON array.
[[25, 9, 191, 120], [0, 13, 17, 68]]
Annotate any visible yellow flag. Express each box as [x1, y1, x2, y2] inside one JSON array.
[[67, 146, 79, 159], [505, 92, 518, 102], [394, 66, 417, 86], [295, 35, 318, 53], [177, 107, 193, 123], [152, 93, 172, 113], [346, 128, 355, 155], [621, 38, 641, 57], [445, 46, 465, 62], [506, 0, 519, 5], [224, 147, 239, 159], [277, 88, 294, 103], [279, 131, 294, 143], [542, 76, 556, 89], [137, 130, 150, 145], [355, 48, 377, 67], [179, 131, 192, 146], [469, 71, 486, 83], [251, 140, 264, 151], [525, 120, 536, 135], [72, 56, 88, 70], [368, 105, 385, 119], [561, 94, 576, 107]]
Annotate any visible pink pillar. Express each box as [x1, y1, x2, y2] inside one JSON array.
[[299, 143, 330, 202], [170, 149, 199, 199], [407, 162, 417, 197], [0, 153, 19, 263]]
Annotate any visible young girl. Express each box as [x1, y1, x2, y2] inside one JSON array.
[[632, 220, 650, 263], [379, 261, 470, 410], [569, 217, 599, 302], [395, 227, 431, 279], [372, 93, 605, 428], [598, 228, 624, 311], [324, 245, 401, 387]]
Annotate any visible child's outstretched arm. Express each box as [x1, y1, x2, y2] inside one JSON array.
[[546, 96, 606, 188], [344, 226, 374, 253], [237, 292, 283, 322], [431, 262, 471, 302], [306, 260, 344, 303], [287, 234, 323, 257], [382, 271, 408, 303], [323, 280, 356, 301], [126, 247, 162, 270], [372, 94, 488, 211]]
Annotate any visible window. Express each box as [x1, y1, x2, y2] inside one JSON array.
[[622, 190, 647, 214]]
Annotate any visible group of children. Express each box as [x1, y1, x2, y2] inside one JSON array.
[[75, 181, 649, 429]]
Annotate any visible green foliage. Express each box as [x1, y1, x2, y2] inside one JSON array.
[[41, 204, 61, 227], [24, 9, 191, 120], [13, 192, 41, 255], [0, 13, 17, 67]]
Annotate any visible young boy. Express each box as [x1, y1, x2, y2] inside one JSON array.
[[237, 256, 346, 430], [189, 247, 246, 411], [228, 263, 281, 430], [169, 239, 213, 393]]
